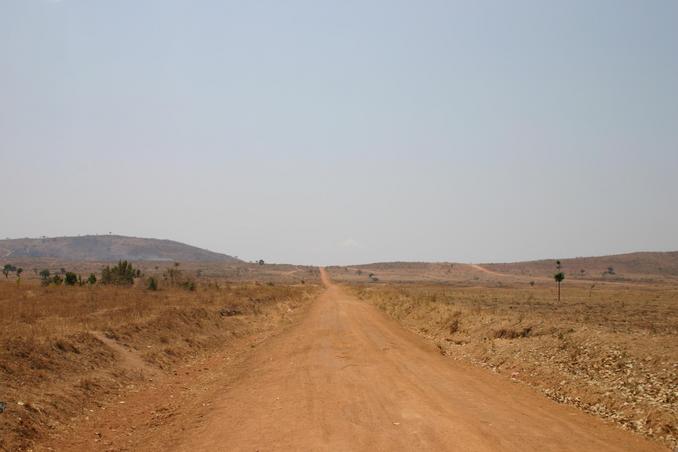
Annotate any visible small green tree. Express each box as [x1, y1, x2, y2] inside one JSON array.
[[554, 260, 565, 302], [87, 273, 97, 285], [52, 274, 63, 285], [64, 272, 78, 286], [147, 276, 158, 291], [3, 264, 17, 278], [39, 269, 51, 284]]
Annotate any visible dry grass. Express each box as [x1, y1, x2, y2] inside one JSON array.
[[0, 279, 320, 451], [482, 251, 678, 283], [348, 281, 678, 449], [326, 254, 678, 286]]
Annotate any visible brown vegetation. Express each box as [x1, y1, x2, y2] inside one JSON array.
[[0, 278, 320, 451], [481, 251, 678, 282], [326, 252, 678, 286]]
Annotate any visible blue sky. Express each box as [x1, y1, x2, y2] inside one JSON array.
[[1, 0, 677, 264]]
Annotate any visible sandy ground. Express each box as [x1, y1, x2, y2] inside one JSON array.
[[42, 269, 665, 451]]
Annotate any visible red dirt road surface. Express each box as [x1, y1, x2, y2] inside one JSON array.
[[172, 268, 661, 451]]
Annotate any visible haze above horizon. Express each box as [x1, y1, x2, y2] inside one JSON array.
[[2, 1, 677, 265]]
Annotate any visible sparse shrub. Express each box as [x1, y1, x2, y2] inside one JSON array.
[[87, 273, 97, 285], [554, 260, 565, 301], [163, 266, 182, 286], [64, 272, 78, 286], [529, 281, 535, 287], [258, 259, 265, 265], [147, 277, 158, 291], [101, 260, 137, 285], [39, 269, 51, 285], [2, 264, 16, 278], [52, 274, 63, 285], [180, 280, 196, 291]]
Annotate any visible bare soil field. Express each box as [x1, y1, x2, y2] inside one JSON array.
[[0, 276, 320, 451], [345, 279, 678, 448]]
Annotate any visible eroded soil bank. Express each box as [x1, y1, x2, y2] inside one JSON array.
[[0, 281, 319, 451]]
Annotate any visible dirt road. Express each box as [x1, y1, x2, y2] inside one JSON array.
[[171, 268, 661, 451]]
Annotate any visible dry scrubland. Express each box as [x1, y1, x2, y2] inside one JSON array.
[[4, 259, 318, 285], [483, 251, 678, 283], [0, 270, 320, 451], [346, 281, 677, 448], [1, 255, 676, 450]]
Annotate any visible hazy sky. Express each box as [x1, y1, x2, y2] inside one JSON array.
[[2, 1, 677, 265]]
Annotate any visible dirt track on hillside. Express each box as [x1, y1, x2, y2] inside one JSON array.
[[165, 268, 661, 451]]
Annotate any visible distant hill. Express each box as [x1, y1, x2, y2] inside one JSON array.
[[0, 235, 240, 263], [482, 251, 678, 279], [326, 251, 678, 284]]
